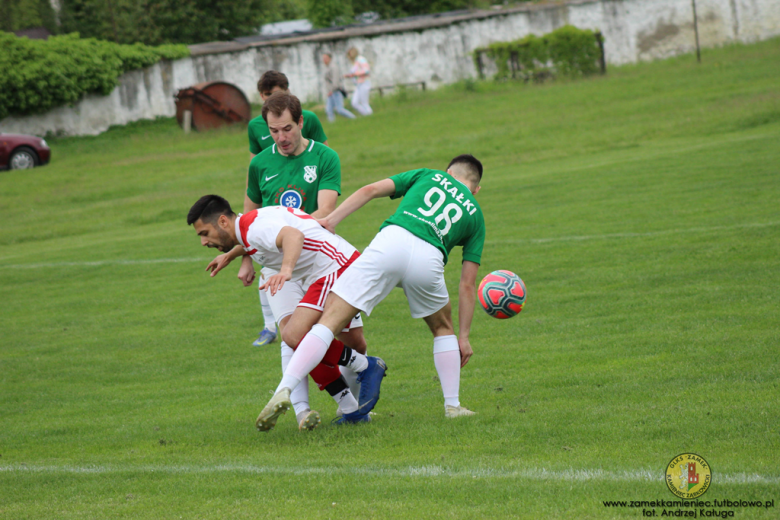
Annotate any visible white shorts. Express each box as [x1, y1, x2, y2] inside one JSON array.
[[261, 267, 363, 329], [332, 225, 449, 319]]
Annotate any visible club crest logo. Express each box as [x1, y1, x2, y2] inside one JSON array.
[[275, 185, 305, 209], [303, 165, 317, 183], [665, 453, 712, 499]]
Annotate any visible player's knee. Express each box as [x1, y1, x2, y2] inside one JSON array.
[[281, 328, 303, 349], [277, 316, 291, 337]]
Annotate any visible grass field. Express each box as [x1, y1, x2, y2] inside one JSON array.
[[1, 39, 779, 519]]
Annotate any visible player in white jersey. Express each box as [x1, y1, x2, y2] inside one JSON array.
[[187, 195, 387, 431]]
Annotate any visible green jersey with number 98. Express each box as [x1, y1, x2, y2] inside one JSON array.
[[381, 168, 485, 265]]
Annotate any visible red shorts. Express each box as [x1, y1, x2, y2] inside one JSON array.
[[298, 251, 360, 312], [295, 251, 360, 391]]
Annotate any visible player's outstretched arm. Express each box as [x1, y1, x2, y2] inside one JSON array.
[[259, 226, 304, 296], [457, 260, 480, 367], [206, 246, 245, 277], [318, 178, 396, 232]]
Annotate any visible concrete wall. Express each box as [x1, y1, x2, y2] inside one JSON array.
[[2, 0, 779, 137]]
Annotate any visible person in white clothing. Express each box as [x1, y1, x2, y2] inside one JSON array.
[[345, 47, 373, 116], [187, 195, 386, 432]]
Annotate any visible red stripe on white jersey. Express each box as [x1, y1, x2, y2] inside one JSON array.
[[303, 238, 350, 266], [238, 210, 259, 250], [319, 272, 336, 307]]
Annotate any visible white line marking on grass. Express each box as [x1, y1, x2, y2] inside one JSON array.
[[488, 221, 780, 245], [1, 464, 778, 484], [2, 257, 206, 269]]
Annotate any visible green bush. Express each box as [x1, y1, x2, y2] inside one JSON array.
[[0, 32, 190, 120], [474, 25, 603, 82]]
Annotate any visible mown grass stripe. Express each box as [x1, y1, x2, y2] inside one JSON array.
[[2, 221, 776, 269], [490, 221, 780, 245]]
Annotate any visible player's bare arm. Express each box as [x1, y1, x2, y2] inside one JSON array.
[[318, 178, 396, 232], [310, 189, 338, 219], [259, 226, 304, 296], [457, 260, 480, 367]]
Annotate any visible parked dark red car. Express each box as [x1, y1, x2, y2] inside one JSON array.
[[0, 133, 51, 170]]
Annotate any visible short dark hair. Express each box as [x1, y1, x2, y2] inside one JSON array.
[[262, 92, 302, 124], [187, 195, 235, 226], [447, 154, 483, 183], [257, 70, 289, 94]]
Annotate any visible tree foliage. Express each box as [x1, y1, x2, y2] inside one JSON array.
[[0, 0, 58, 33], [47, 0, 303, 45], [3, 0, 488, 41], [351, 0, 486, 20], [306, 0, 353, 28], [57, 0, 263, 44], [308, 0, 490, 27], [0, 32, 189, 119]]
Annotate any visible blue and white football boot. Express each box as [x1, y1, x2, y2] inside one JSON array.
[[253, 326, 277, 347], [357, 356, 387, 414], [332, 411, 371, 425]]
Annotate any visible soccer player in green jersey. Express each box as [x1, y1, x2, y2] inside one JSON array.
[[256, 154, 486, 426], [248, 71, 329, 347]]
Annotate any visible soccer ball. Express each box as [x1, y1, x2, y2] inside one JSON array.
[[478, 270, 526, 319]]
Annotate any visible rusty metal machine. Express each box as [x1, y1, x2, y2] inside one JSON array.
[[174, 81, 251, 131]]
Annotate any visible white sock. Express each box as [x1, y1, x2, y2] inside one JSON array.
[[433, 335, 461, 408], [281, 342, 310, 416], [332, 387, 358, 414], [276, 324, 334, 393], [345, 350, 369, 373], [340, 366, 361, 398], [259, 288, 276, 331]]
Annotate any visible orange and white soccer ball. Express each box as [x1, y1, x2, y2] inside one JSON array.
[[478, 270, 527, 319]]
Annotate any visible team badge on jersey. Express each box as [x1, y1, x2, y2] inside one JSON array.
[[303, 165, 318, 183], [279, 189, 303, 208]]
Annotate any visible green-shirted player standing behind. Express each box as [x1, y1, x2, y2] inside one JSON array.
[[256, 154, 486, 427], [247, 71, 328, 345], [247, 71, 328, 347]]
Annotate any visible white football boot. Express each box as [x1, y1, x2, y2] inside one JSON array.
[[256, 388, 292, 431], [297, 409, 321, 431], [445, 405, 476, 418]]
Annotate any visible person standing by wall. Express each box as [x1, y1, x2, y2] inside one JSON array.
[[322, 53, 356, 122], [345, 47, 373, 116]]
